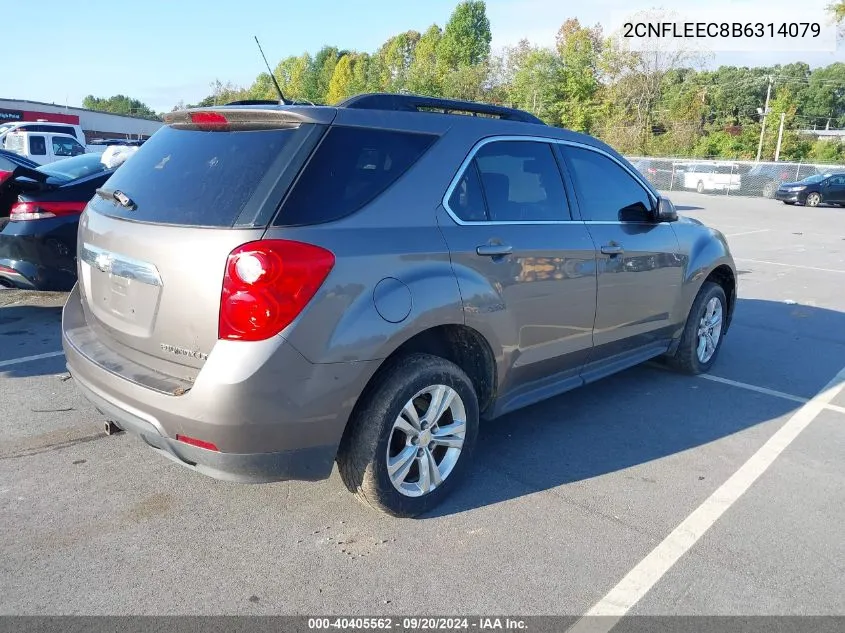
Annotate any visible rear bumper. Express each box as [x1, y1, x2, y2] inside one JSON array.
[[62, 284, 381, 483], [73, 372, 335, 483], [0, 258, 38, 289]]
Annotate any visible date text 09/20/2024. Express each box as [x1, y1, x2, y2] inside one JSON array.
[[307, 617, 528, 630]]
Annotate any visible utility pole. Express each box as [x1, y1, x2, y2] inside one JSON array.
[[774, 112, 786, 161], [756, 76, 772, 162]]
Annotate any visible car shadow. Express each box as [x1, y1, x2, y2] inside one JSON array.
[[426, 297, 845, 517]]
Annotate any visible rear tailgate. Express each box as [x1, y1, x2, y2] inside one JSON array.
[[74, 107, 331, 375]]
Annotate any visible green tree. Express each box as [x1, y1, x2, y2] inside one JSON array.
[[504, 43, 563, 123], [555, 19, 603, 131], [371, 31, 420, 92], [314, 46, 342, 103], [407, 25, 444, 96], [438, 0, 492, 72], [327, 54, 356, 103], [82, 94, 159, 120], [799, 63, 845, 128], [762, 87, 800, 160]]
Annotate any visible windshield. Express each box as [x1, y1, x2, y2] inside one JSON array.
[[800, 174, 827, 184], [37, 152, 112, 181]]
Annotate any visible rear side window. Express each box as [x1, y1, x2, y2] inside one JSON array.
[[474, 141, 569, 222], [275, 126, 437, 226], [29, 136, 47, 155], [89, 126, 308, 227], [448, 140, 570, 223]]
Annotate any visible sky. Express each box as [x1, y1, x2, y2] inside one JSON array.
[[6, 0, 841, 113]]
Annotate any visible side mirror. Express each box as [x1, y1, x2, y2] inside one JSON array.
[[656, 197, 678, 222]]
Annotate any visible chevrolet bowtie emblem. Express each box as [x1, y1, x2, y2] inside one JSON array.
[[94, 253, 112, 273]]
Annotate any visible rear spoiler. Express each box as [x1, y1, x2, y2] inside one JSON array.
[[12, 164, 48, 183]]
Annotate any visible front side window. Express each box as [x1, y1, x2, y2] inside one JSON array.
[[52, 137, 84, 157], [562, 145, 654, 222]]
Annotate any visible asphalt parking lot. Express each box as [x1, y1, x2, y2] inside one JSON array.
[[1, 191, 844, 620]]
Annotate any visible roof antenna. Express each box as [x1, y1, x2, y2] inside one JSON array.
[[254, 36, 288, 105]]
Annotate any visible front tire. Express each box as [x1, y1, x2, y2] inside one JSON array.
[[696, 181, 705, 194], [337, 353, 479, 518], [666, 282, 727, 375], [805, 192, 821, 207]]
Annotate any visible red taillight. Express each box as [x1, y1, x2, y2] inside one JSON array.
[[218, 239, 335, 342], [10, 200, 86, 221], [648, 168, 657, 174], [0, 170, 12, 185], [190, 111, 229, 129], [175, 434, 219, 452]]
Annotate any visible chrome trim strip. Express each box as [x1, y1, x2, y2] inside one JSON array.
[[80, 243, 162, 287], [441, 135, 658, 227]]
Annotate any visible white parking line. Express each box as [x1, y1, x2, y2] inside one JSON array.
[[697, 374, 845, 414], [566, 364, 845, 633], [0, 351, 64, 369], [735, 258, 845, 274], [725, 229, 770, 238]]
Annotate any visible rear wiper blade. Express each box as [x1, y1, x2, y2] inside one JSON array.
[[96, 188, 136, 210]]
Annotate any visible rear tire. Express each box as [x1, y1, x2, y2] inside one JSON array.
[[337, 353, 479, 518], [665, 282, 727, 375], [696, 181, 704, 194]]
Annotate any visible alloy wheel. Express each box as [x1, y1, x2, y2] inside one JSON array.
[[696, 297, 723, 363], [386, 385, 467, 497]]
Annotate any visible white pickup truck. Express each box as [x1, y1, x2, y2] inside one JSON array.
[[2, 131, 87, 165], [681, 162, 742, 193]]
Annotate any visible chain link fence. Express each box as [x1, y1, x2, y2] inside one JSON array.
[[624, 156, 845, 199]]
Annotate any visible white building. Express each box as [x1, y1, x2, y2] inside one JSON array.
[[0, 98, 163, 142]]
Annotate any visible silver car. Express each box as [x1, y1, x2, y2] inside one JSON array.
[[62, 94, 736, 517]]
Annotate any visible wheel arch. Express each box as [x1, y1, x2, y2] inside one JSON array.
[[337, 324, 498, 458]]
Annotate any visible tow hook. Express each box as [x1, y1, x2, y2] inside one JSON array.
[[104, 420, 124, 436]]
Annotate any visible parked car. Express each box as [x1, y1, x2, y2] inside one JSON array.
[[0, 151, 136, 290], [682, 162, 742, 193], [631, 158, 678, 189], [0, 148, 40, 171], [3, 131, 87, 165], [774, 172, 845, 207], [742, 163, 821, 198], [0, 120, 86, 145], [86, 138, 147, 154], [62, 93, 736, 517]]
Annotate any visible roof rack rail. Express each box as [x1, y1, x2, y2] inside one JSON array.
[[338, 93, 546, 125]]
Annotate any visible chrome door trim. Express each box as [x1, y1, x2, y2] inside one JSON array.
[[441, 135, 658, 227]]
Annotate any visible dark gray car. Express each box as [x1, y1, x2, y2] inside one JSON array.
[[61, 94, 737, 517]]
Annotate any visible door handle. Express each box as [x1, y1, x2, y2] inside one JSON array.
[[476, 244, 513, 257], [601, 244, 624, 256]]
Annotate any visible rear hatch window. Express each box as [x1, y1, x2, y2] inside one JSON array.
[[89, 124, 317, 228]]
